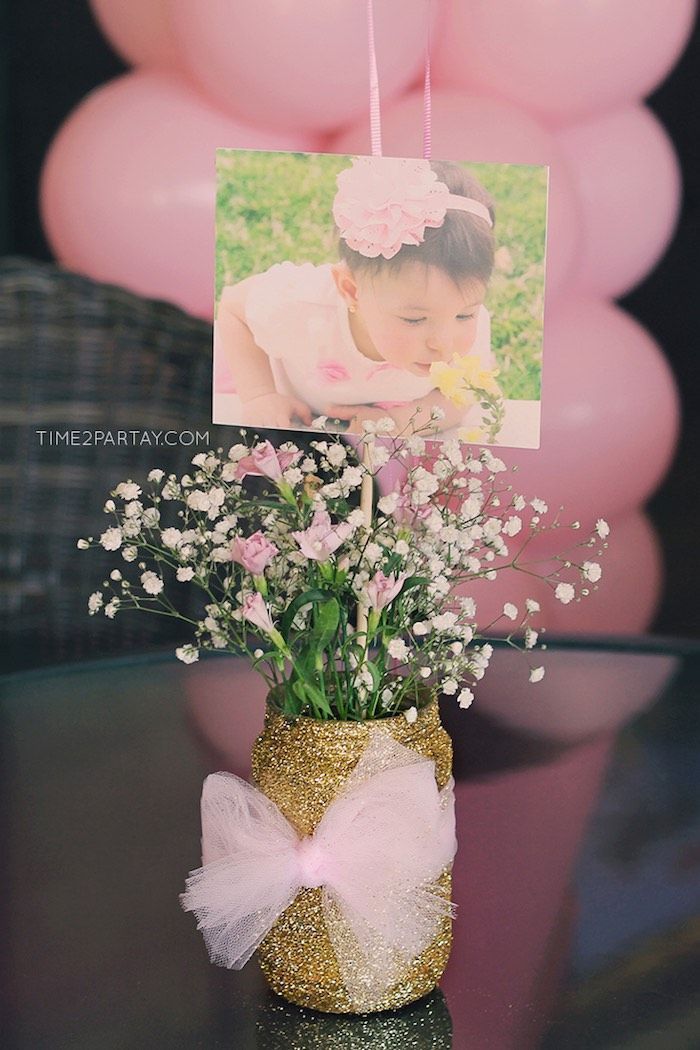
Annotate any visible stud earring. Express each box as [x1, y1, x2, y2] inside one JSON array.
[[348, 304, 357, 313]]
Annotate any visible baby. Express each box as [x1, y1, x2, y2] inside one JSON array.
[[217, 156, 496, 435]]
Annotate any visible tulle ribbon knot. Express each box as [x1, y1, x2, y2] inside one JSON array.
[[181, 731, 457, 1010]]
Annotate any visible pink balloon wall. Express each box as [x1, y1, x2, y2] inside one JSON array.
[[41, 0, 694, 640]]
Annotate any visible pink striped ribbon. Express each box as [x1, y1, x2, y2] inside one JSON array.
[[367, 0, 432, 160]]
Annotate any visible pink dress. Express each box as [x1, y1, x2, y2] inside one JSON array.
[[224, 261, 494, 416]]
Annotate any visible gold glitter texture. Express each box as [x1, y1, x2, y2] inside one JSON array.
[[250, 700, 454, 1014]]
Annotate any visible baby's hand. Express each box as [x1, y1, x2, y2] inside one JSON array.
[[240, 392, 313, 428], [324, 403, 395, 436]]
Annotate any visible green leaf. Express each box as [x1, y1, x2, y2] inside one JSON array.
[[280, 589, 329, 637], [310, 597, 340, 652]]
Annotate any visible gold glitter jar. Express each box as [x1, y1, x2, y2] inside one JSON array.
[[250, 696, 454, 1014]]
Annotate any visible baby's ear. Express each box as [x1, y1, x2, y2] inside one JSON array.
[[331, 262, 359, 308]]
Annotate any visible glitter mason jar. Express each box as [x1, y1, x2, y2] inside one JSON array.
[[250, 696, 454, 1014]]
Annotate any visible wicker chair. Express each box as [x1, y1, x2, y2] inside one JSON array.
[[0, 257, 241, 670]]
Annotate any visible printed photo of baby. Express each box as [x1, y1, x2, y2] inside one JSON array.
[[213, 151, 548, 448]]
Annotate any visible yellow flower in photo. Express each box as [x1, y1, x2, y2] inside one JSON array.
[[430, 354, 502, 406], [458, 427, 485, 444]]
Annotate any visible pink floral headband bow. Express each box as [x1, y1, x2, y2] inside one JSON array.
[[333, 156, 493, 261]]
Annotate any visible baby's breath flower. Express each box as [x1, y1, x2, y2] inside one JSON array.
[[99, 527, 122, 551], [457, 688, 474, 709], [442, 679, 458, 696], [114, 481, 141, 500], [503, 602, 518, 621], [388, 638, 410, 660], [529, 666, 545, 683], [525, 598, 540, 613], [582, 561, 602, 582], [122, 546, 138, 562], [555, 582, 575, 604], [141, 571, 164, 595], [176, 645, 199, 664], [77, 539, 90, 550], [524, 627, 538, 649], [404, 706, 418, 723], [176, 566, 195, 582], [148, 468, 165, 483], [595, 518, 610, 539], [109, 569, 122, 581], [88, 591, 103, 615]]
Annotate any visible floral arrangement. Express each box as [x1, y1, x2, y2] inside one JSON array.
[[80, 414, 609, 722]]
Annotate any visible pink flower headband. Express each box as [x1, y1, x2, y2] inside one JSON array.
[[333, 156, 493, 261]]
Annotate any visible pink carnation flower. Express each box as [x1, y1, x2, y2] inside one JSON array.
[[230, 531, 278, 575], [235, 441, 301, 481], [241, 592, 275, 635], [292, 508, 352, 562], [365, 570, 408, 612], [333, 156, 450, 260]]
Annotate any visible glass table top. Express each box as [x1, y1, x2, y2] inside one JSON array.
[[1, 637, 698, 1049]]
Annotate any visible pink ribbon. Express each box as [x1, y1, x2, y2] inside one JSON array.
[[367, 0, 433, 160], [181, 732, 457, 1010]]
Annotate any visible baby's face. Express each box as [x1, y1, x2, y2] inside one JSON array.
[[354, 263, 486, 377]]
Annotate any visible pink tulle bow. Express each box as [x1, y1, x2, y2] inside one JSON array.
[[181, 731, 457, 1010]]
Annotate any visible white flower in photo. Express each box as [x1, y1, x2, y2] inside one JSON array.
[[394, 539, 410, 557], [388, 638, 409, 660], [176, 566, 195, 582], [109, 569, 122, 581], [147, 468, 164, 483], [595, 518, 610, 539], [413, 621, 430, 636], [160, 528, 182, 549], [513, 495, 526, 511], [103, 499, 116, 513], [529, 666, 546, 683], [142, 507, 160, 528], [530, 498, 548, 514], [312, 416, 328, 429], [77, 539, 90, 550], [503, 516, 522, 537], [460, 596, 477, 618], [451, 641, 463, 655], [176, 645, 199, 664], [88, 591, 103, 615], [347, 508, 366, 529], [284, 467, 304, 486], [404, 706, 418, 723], [503, 602, 518, 621], [555, 582, 575, 604], [301, 457, 316, 473], [460, 494, 482, 520], [458, 688, 474, 709], [378, 492, 399, 515], [460, 624, 474, 644], [104, 599, 119, 619], [525, 598, 541, 613], [114, 481, 141, 500], [442, 679, 458, 695], [141, 571, 164, 595], [376, 417, 396, 434], [420, 666, 432, 678], [99, 527, 122, 551], [430, 406, 446, 421], [583, 561, 602, 582], [370, 445, 391, 467], [122, 546, 138, 562]]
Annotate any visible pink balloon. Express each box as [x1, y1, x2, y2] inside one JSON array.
[[330, 89, 581, 297], [500, 298, 679, 522], [89, 0, 180, 69], [434, 0, 697, 124], [539, 512, 663, 636], [557, 105, 682, 298], [40, 72, 321, 320], [453, 509, 661, 641], [475, 645, 678, 743], [168, 0, 438, 134]]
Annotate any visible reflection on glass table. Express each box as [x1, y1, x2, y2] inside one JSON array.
[[1, 637, 698, 1050]]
